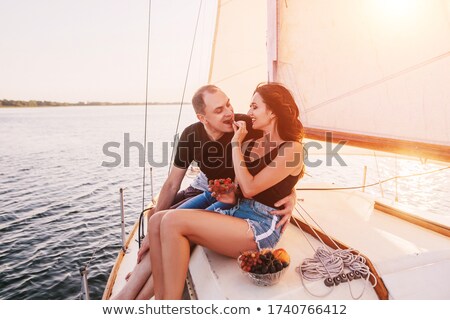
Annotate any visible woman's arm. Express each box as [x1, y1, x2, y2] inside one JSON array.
[[231, 121, 303, 198]]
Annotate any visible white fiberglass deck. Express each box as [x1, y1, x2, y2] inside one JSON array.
[[108, 181, 450, 300], [188, 183, 450, 300]]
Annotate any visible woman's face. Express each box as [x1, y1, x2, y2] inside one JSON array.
[[247, 92, 273, 130]]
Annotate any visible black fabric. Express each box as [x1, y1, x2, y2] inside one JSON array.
[[244, 141, 301, 208], [173, 114, 262, 180]]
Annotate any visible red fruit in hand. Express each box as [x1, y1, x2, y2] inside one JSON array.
[[209, 177, 235, 196]]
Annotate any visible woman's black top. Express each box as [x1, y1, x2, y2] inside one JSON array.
[[243, 140, 301, 208]]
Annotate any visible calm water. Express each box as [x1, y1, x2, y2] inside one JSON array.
[[0, 105, 448, 300]]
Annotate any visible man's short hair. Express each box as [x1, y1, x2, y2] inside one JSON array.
[[192, 84, 220, 114]]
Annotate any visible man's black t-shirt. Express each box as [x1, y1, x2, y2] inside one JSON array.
[[173, 114, 262, 180]]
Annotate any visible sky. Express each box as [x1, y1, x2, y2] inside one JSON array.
[[0, 0, 217, 103]]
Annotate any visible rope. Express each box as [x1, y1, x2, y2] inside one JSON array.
[[296, 165, 449, 191], [168, 0, 204, 175], [141, 0, 153, 212], [292, 203, 377, 299]]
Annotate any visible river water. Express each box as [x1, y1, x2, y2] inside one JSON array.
[[0, 105, 448, 299]]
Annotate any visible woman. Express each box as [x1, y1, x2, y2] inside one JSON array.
[[149, 83, 304, 299]]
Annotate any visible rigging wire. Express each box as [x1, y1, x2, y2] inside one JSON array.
[[141, 0, 153, 212], [296, 165, 449, 191], [168, 0, 204, 175], [78, 236, 107, 299]]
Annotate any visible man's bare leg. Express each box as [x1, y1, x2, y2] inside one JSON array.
[[111, 251, 152, 300]]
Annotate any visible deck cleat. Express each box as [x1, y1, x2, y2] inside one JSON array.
[[354, 270, 362, 279], [324, 277, 334, 287], [333, 275, 342, 285], [347, 272, 355, 281], [340, 273, 348, 282]]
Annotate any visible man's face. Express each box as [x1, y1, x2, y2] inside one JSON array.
[[198, 90, 235, 134]]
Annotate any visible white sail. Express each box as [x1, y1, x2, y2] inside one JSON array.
[[275, 0, 450, 151], [208, 0, 268, 112], [209, 0, 450, 160]]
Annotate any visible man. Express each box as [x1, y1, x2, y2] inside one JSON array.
[[112, 85, 296, 299]]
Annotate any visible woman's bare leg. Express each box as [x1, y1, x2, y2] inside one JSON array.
[[159, 209, 257, 299], [148, 211, 168, 299]]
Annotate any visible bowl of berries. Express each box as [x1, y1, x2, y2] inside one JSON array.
[[238, 248, 290, 286]]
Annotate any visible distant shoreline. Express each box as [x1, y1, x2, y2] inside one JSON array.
[[0, 100, 188, 108]]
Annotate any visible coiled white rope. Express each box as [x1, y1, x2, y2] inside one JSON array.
[[299, 247, 345, 281], [292, 203, 378, 299]]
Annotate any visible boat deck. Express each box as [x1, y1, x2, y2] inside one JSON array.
[[189, 183, 450, 299], [105, 179, 450, 300]]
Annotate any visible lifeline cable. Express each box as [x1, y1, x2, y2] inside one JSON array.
[[296, 165, 449, 191]]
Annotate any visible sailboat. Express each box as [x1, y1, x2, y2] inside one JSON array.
[[103, 0, 450, 300]]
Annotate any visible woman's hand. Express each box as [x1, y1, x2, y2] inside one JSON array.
[[232, 120, 248, 145], [270, 189, 297, 233]]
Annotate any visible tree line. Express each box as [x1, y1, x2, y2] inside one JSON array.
[[0, 100, 182, 107]]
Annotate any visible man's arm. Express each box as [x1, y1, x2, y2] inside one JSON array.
[[271, 188, 297, 233], [154, 166, 187, 213]]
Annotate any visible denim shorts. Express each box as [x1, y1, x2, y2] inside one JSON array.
[[216, 198, 282, 250]]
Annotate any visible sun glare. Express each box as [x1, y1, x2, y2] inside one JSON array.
[[373, 0, 419, 18]]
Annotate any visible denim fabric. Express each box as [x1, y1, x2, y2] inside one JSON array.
[[177, 190, 235, 211], [216, 198, 282, 250], [169, 186, 204, 209]]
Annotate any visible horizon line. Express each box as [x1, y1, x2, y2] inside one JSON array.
[[0, 99, 191, 106]]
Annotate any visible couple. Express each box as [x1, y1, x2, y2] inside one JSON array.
[[113, 83, 304, 300]]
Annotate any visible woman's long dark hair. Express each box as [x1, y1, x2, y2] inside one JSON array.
[[253, 83, 304, 142]]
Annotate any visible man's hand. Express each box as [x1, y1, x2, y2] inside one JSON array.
[[214, 189, 237, 204], [271, 189, 297, 233], [209, 179, 237, 205], [137, 234, 150, 263]]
